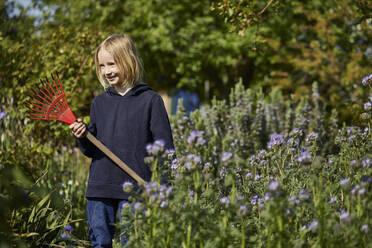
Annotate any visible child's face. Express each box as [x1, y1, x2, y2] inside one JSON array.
[[98, 48, 123, 87]]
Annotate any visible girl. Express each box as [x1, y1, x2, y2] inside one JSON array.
[[70, 34, 174, 247]]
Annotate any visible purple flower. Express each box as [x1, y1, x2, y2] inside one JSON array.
[[144, 182, 157, 196], [238, 205, 247, 217], [358, 188, 366, 195], [155, 139, 165, 148], [134, 202, 143, 211], [361, 224, 369, 234], [268, 180, 279, 191], [221, 152, 233, 162], [298, 189, 309, 200], [340, 211, 351, 223], [259, 159, 267, 166], [360, 176, 372, 184], [160, 201, 168, 208], [187, 130, 199, 144], [267, 133, 285, 149], [219, 167, 227, 177], [361, 74, 372, 86], [235, 195, 244, 202], [165, 186, 172, 196], [166, 149, 176, 159], [250, 195, 259, 205], [291, 128, 303, 136], [122, 181, 134, 192], [362, 158, 371, 167], [364, 102, 372, 111], [0, 110, 6, 120], [186, 154, 201, 169], [220, 197, 230, 205], [146, 144, 154, 155], [347, 126, 355, 135], [122, 202, 131, 210], [258, 149, 266, 156], [286, 137, 299, 147], [308, 220, 319, 230], [171, 158, 180, 170], [187, 130, 206, 146], [64, 224, 73, 232], [297, 150, 312, 164], [288, 196, 298, 204], [351, 184, 360, 195], [264, 192, 273, 201], [340, 178, 350, 187], [254, 174, 262, 181], [188, 190, 194, 201], [61, 234, 71, 239], [305, 132, 318, 142], [329, 196, 337, 204], [146, 140, 165, 155]]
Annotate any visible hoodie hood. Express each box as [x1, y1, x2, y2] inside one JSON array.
[[106, 83, 151, 97]]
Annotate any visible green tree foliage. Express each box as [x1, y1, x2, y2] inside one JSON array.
[[2, 0, 370, 125], [28, 0, 258, 100], [211, 0, 371, 123]]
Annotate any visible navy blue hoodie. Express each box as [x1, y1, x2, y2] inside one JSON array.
[[76, 83, 174, 199]]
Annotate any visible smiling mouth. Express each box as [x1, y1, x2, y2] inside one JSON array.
[[106, 76, 116, 81]]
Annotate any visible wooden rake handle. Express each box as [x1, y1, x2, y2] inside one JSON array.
[[85, 132, 146, 184]]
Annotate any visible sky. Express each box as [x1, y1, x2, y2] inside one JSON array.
[[9, 0, 43, 17]]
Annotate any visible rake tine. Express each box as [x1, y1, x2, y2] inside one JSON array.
[[25, 95, 47, 110], [30, 113, 48, 118], [54, 72, 65, 94], [39, 87, 54, 103], [31, 96, 49, 108], [31, 102, 48, 111], [29, 107, 47, 114], [31, 88, 39, 96], [51, 74, 61, 95], [25, 99, 34, 106], [31, 89, 47, 103], [34, 87, 52, 105], [37, 83, 54, 102], [33, 105, 48, 113], [54, 72, 69, 110], [40, 78, 55, 102], [51, 73, 69, 110], [45, 76, 58, 97], [46, 75, 64, 111], [50, 102, 64, 115], [25, 99, 38, 110], [44, 76, 67, 111], [29, 116, 47, 120], [51, 73, 59, 91]]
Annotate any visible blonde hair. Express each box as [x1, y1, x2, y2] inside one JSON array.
[[95, 34, 144, 89]]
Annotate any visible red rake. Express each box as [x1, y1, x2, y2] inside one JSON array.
[[27, 72, 146, 184]]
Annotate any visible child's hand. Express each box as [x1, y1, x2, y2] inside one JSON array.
[[69, 118, 87, 138]]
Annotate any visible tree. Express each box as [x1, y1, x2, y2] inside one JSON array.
[[2, 0, 370, 124], [212, 0, 371, 123]]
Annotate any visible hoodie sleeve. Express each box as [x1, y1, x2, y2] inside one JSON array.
[[76, 99, 100, 158], [150, 94, 175, 150]]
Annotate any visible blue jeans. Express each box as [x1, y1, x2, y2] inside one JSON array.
[[86, 197, 131, 248]]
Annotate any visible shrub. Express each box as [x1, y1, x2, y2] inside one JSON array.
[[119, 81, 371, 247]]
